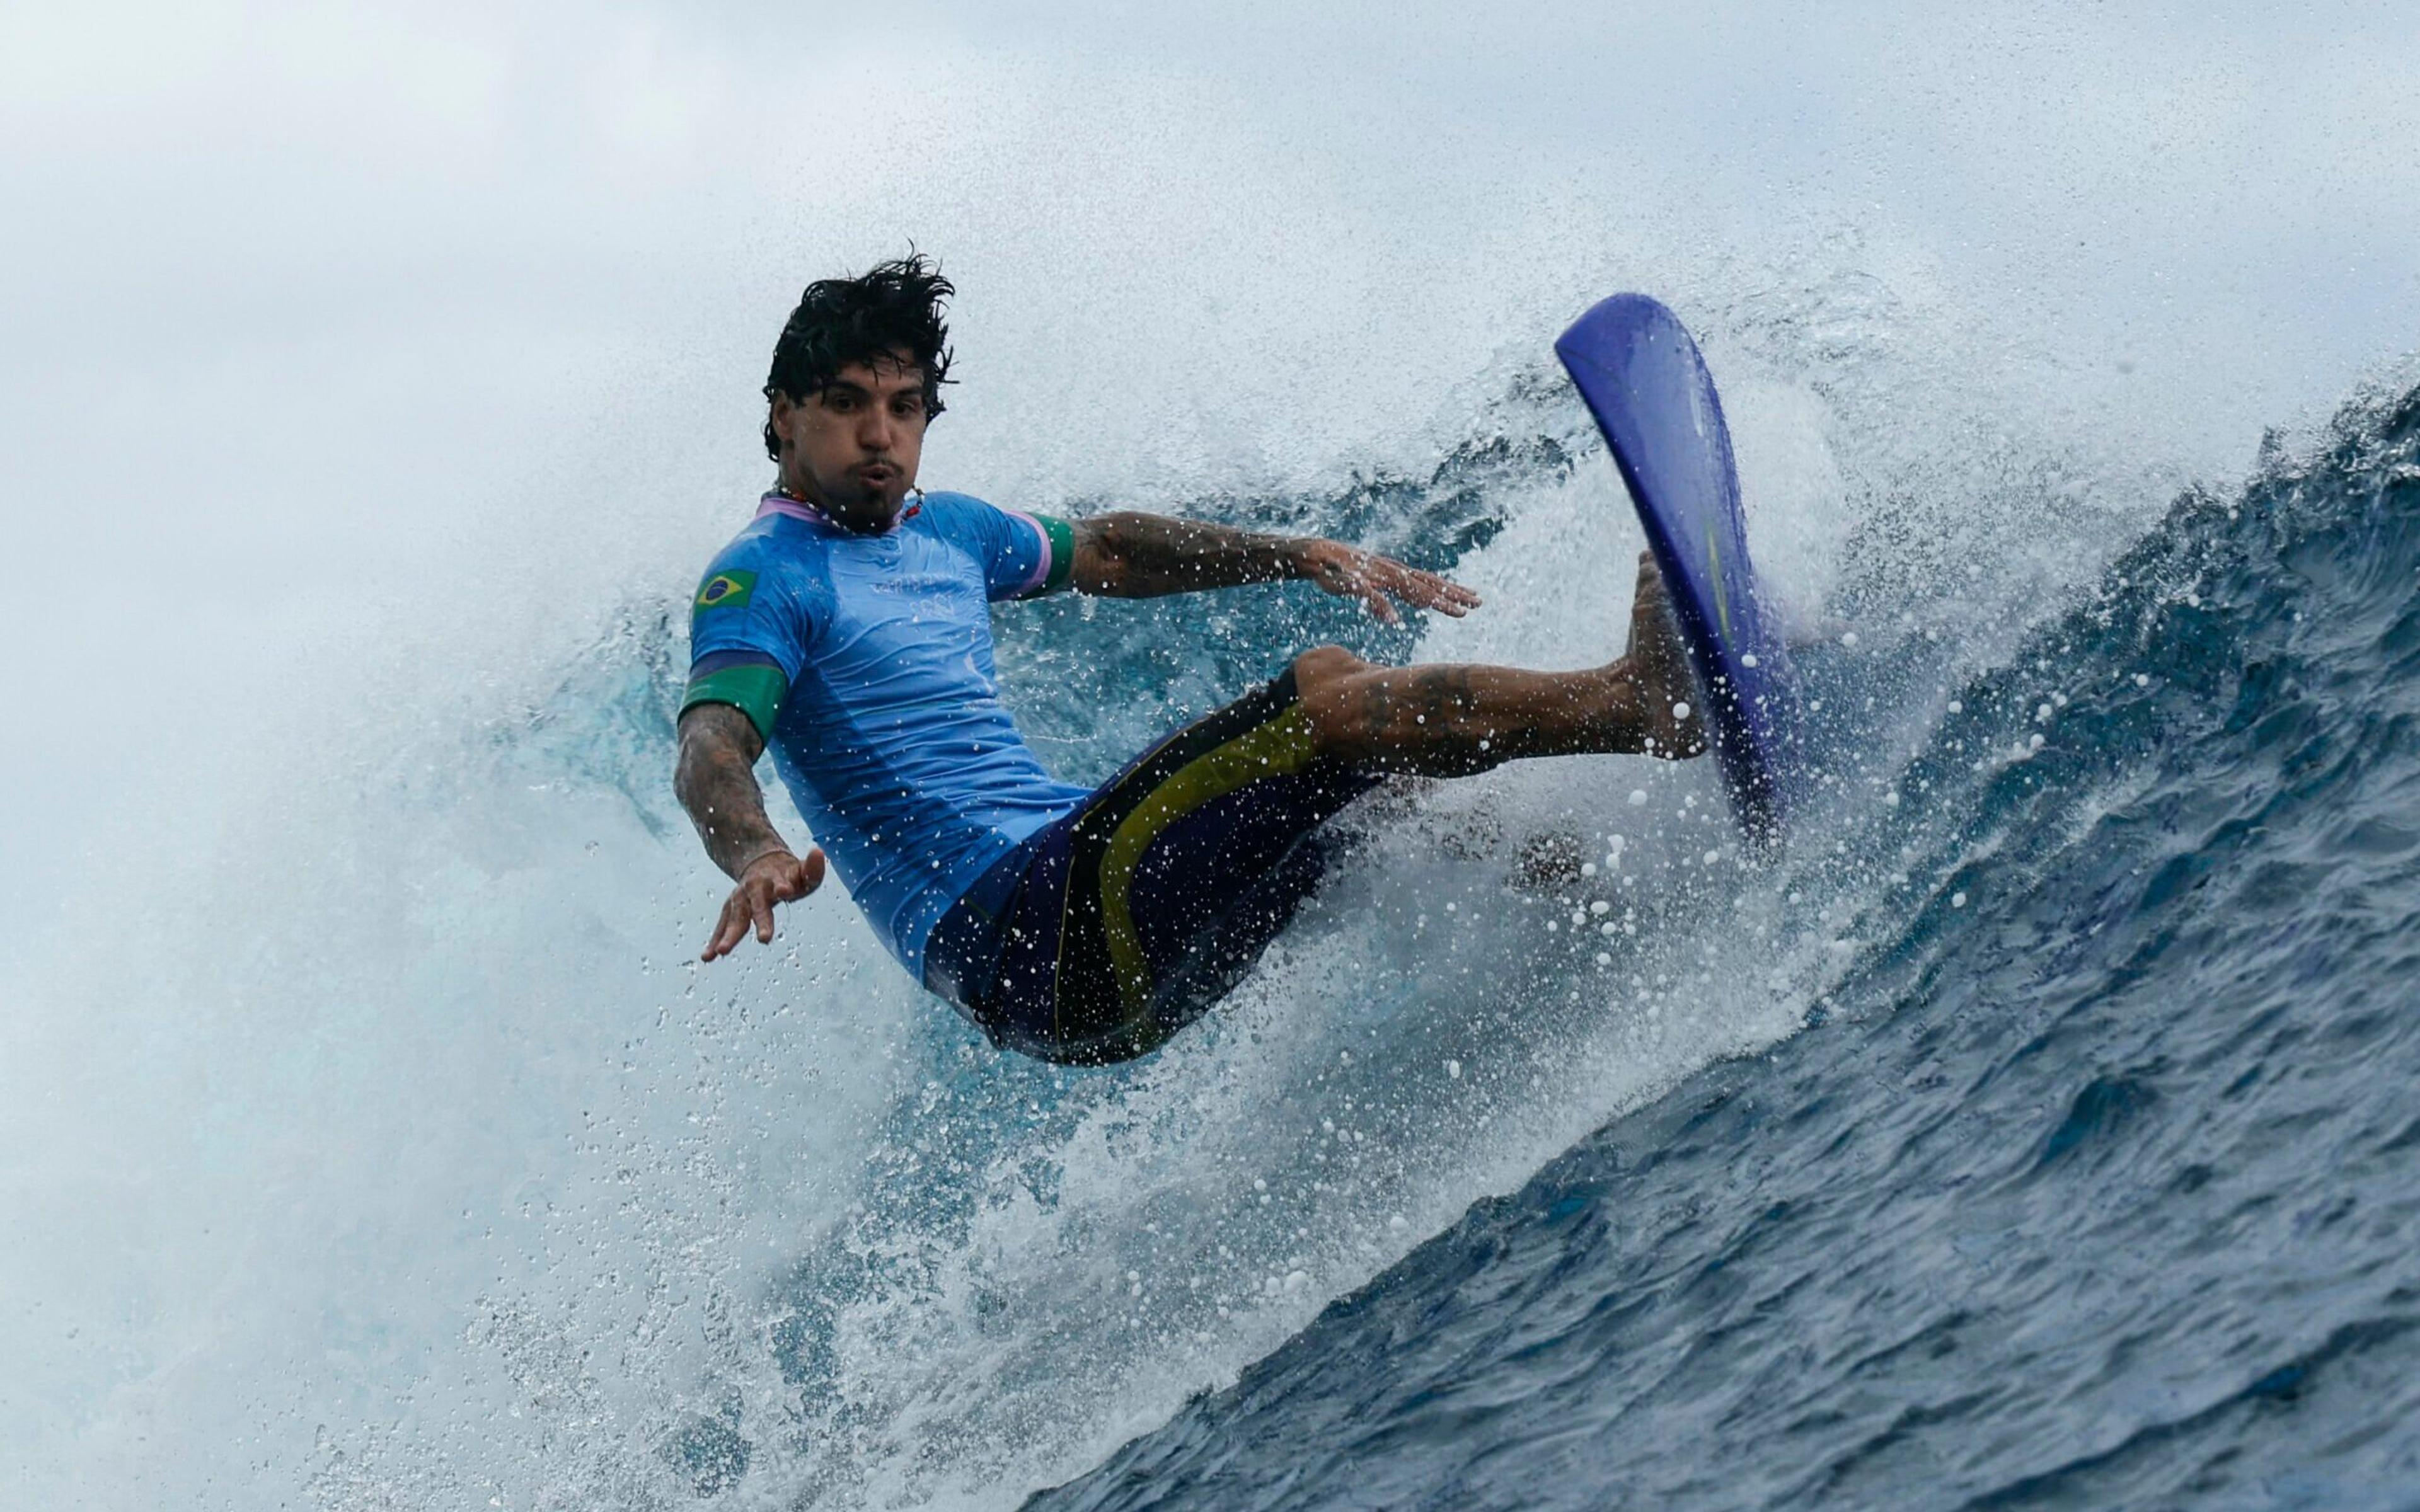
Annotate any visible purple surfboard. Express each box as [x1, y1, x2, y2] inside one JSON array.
[[1555, 294, 1804, 843]]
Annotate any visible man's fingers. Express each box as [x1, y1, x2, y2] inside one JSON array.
[[1369, 558, 1480, 616], [715, 896, 749, 958], [696, 856, 817, 963], [703, 896, 745, 961], [766, 850, 824, 903], [1306, 546, 1480, 619], [703, 853, 823, 962], [1402, 570, 1479, 616], [1334, 563, 1397, 623], [1398, 562, 1481, 606]]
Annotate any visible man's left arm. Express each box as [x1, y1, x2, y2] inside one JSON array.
[[1069, 511, 1482, 625]]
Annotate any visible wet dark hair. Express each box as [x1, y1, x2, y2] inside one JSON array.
[[762, 253, 955, 462]]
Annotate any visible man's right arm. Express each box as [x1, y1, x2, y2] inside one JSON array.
[[675, 702, 784, 874], [675, 703, 826, 960]]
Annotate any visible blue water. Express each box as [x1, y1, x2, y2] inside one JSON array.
[[1025, 383, 2420, 1508]]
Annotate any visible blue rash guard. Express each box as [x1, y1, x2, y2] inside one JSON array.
[[681, 490, 1089, 977]]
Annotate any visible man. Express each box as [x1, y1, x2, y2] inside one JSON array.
[[676, 255, 1703, 1065]]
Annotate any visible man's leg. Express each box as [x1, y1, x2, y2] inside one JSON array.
[[1295, 551, 1705, 775]]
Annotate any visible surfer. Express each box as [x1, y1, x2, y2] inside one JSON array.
[[675, 255, 1705, 1063]]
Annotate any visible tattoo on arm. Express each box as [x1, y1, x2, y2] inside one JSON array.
[[1071, 512, 1306, 598], [674, 704, 793, 879], [1411, 665, 1477, 728], [1359, 666, 1479, 742], [1361, 677, 1397, 740]]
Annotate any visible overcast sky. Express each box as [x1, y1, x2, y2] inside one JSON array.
[[4, 0, 2417, 934]]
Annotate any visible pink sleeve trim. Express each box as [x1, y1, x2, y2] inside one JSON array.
[[1005, 509, 1053, 596]]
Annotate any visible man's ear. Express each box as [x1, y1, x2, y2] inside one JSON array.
[[769, 391, 797, 447]]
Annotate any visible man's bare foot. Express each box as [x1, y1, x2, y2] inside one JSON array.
[[1622, 551, 1707, 759]]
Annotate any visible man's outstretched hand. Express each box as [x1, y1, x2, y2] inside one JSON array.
[[702, 847, 827, 961], [1295, 540, 1482, 626]]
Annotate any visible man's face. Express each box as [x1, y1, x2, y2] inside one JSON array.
[[770, 351, 930, 529]]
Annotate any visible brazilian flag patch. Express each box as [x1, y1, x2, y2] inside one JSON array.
[[694, 569, 757, 612]]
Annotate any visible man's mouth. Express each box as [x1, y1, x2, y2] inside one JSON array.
[[855, 462, 897, 485]]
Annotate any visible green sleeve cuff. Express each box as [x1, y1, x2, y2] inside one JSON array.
[[1039, 513, 1077, 595], [681, 663, 788, 743]]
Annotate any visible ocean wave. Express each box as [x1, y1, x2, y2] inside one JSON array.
[[1031, 380, 2420, 1509]]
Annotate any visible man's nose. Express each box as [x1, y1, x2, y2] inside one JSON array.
[[858, 407, 897, 452]]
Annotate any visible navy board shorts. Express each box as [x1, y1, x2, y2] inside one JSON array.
[[922, 668, 1381, 1065]]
